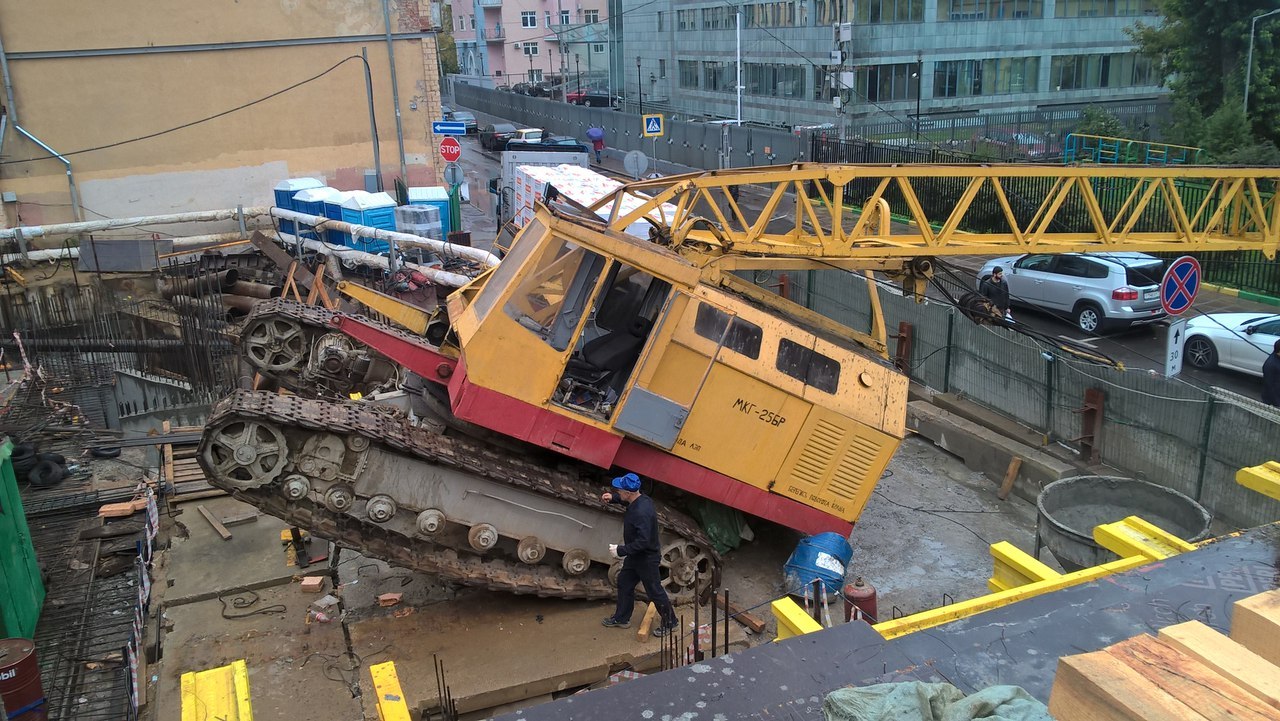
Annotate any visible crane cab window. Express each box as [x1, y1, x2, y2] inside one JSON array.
[[776, 338, 840, 393], [503, 236, 607, 351], [693, 303, 763, 359]]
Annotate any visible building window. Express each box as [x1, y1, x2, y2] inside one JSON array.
[[854, 0, 924, 24], [658, 10, 664, 30], [470, 14, 476, 29], [590, 42, 605, 53], [521, 12, 537, 28], [744, 2, 801, 28], [1055, 0, 1157, 18], [583, 9, 600, 24], [1051, 52, 1153, 90], [677, 9, 697, 30], [814, 0, 844, 24], [545, 11, 552, 27], [523, 42, 539, 56], [849, 62, 918, 101], [776, 338, 840, 393], [679, 60, 700, 88], [743, 62, 806, 97], [934, 56, 1039, 97], [495, 69, 503, 76], [703, 6, 729, 29], [560, 10, 570, 24], [530, 69, 543, 82], [940, 0, 1043, 20], [704, 61, 729, 91], [659, 59, 667, 78]]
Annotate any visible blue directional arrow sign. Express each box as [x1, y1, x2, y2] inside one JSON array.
[[432, 121, 467, 136], [642, 114, 664, 138]]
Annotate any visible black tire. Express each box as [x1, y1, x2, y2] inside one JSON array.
[[27, 460, 65, 488], [1184, 335, 1219, 370], [91, 446, 122, 459], [37, 452, 66, 465], [10, 444, 36, 463], [1073, 302, 1107, 335]]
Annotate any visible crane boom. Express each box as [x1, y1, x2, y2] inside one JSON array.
[[592, 164, 1280, 267]]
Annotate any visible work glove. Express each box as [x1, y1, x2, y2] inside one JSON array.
[[608, 544, 620, 559]]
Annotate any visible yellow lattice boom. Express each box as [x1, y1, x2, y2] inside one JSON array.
[[590, 164, 1280, 266]]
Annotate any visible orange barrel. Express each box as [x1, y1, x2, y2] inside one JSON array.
[[842, 577, 878, 624], [0, 639, 46, 718]]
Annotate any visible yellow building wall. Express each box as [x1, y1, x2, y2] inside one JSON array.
[[0, 0, 445, 231]]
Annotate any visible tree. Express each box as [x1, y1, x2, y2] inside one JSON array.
[[1075, 105, 1126, 138], [1129, 1, 1280, 148], [439, 5, 460, 76]]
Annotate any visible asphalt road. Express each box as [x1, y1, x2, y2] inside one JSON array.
[[448, 103, 1270, 403]]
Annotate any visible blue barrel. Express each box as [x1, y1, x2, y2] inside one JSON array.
[[783, 532, 852, 597]]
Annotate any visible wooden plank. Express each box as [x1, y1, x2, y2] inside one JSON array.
[[636, 602, 658, 642], [172, 489, 227, 504], [1049, 650, 1200, 721], [1231, 589, 1280, 667], [281, 261, 303, 302], [219, 511, 259, 527], [715, 595, 767, 634], [250, 230, 316, 288], [1104, 635, 1273, 721], [997, 456, 1022, 500], [306, 262, 325, 306], [161, 420, 175, 485], [1159, 621, 1280, 710], [197, 505, 233, 540]]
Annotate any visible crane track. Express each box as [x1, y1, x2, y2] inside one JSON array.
[[201, 390, 721, 601]]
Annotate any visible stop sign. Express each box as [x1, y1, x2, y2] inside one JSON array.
[[439, 137, 462, 163]]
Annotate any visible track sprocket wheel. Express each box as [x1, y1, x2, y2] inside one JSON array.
[[660, 539, 716, 604], [242, 317, 307, 372], [203, 419, 289, 490]]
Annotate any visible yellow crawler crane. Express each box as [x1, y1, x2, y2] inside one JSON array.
[[205, 164, 1280, 602]]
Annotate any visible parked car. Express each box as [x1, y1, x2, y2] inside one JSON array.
[[479, 123, 519, 150], [450, 111, 478, 134], [543, 135, 587, 147], [983, 130, 1056, 158], [976, 252, 1167, 333], [441, 104, 456, 119], [571, 91, 620, 108], [1183, 313, 1280, 377], [506, 128, 545, 145], [565, 90, 587, 104], [510, 83, 531, 95]]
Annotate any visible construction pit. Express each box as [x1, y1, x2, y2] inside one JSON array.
[[138, 432, 1047, 720]]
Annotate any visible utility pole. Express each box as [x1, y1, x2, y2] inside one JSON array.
[[361, 47, 383, 192], [736, 8, 742, 124], [1245, 8, 1280, 116], [380, 0, 407, 184], [636, 56, 643, 115], [914, 52, 923, 142]]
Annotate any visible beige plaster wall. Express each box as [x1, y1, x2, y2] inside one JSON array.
[[0, 0, 446, 229]]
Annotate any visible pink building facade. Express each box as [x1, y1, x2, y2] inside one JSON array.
[[451, 0, 609, 87]]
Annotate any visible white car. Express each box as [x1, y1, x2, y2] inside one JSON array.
[[1183, 313, 1280, 377]]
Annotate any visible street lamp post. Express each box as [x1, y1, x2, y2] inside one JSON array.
[[528, 48, 536, 83], [1245, 8, 1280, 116], [914, 53, 923, 142], [575, 54, 582, 98], [636, 56, 643, 115]]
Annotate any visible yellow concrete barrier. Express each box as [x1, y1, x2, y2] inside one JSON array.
[[1237, 461, 1280, 503], [772, 597, 823, 641], [369, 661, 412, 721], [181, 659, 253, 721]]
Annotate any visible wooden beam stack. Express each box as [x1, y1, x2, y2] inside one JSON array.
[[1049, 588, 1280, 720]]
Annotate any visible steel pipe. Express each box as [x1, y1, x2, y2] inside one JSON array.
[[220, 294, 261, 313], [0, 207, 270, 241], [226, 280, 281, 299], [277, 232, 474, 288], [269, 208, 500, 268], [158, 269, 239, 299]]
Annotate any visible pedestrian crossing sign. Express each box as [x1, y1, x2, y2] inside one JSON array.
[[642, 114, 664, 138]]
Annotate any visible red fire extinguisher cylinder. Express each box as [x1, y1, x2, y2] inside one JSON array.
[[843, 577, 878, 623]]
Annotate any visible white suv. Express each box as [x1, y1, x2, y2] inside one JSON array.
[[977, 252, 1167, 333]]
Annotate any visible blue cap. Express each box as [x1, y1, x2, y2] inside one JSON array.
[[611, 473, 641, 491]]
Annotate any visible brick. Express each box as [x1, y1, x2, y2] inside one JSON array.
[[378, 592, 403, 607], [300, 576, 326, 593]]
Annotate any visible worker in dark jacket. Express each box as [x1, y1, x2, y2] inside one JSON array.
[[600, 473, 679, 636], [1263, 340, 1280, 407], [980, 266, 1012, 319]]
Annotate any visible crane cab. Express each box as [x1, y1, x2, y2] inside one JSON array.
[[447, 207, 908, 529]]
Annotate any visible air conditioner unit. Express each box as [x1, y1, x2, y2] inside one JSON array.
[[513, 42, 523, 49]]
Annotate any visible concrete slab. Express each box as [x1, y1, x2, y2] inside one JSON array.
[[348, 590, 749, 719], [906, 400, 1077, 505], [156, 583, 361, 721], [165, 495, 297, 605]]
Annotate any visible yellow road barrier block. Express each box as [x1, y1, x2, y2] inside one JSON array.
[[772, 597, 823, 641], [1094, 516, 1196, 561], [1237, 462, 1280, 503], [988, 541, 1061, 593], [181, 659, 252, 721], [369, 661, 412, 721]]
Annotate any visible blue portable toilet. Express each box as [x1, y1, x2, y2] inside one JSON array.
[[322, 190, 360, 246], [292, 187, 340, 240], [273, 177, 324, 235], [340, 191, 397, 254], [407, 186, 452, 238]]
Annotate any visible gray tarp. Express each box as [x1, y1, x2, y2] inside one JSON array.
[[823, 681, 1053, 721]]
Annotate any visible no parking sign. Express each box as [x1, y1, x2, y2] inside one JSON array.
[[1161, 255, 1201, 316]]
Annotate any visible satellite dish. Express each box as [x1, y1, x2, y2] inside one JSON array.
[[623, 150, 649, 180]]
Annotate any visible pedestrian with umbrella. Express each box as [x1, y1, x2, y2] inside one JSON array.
[[587, 125, 605, 163]]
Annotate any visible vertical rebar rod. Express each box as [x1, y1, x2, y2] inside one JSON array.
[[710, 589, 717, 659], [693, 597, 700, 662], [723, 589, 730, 656]]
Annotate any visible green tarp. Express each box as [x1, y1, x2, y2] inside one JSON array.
[[823, 681, 1053, 721]]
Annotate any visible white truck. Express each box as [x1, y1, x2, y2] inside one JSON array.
[[490, 146, 590, 226]]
